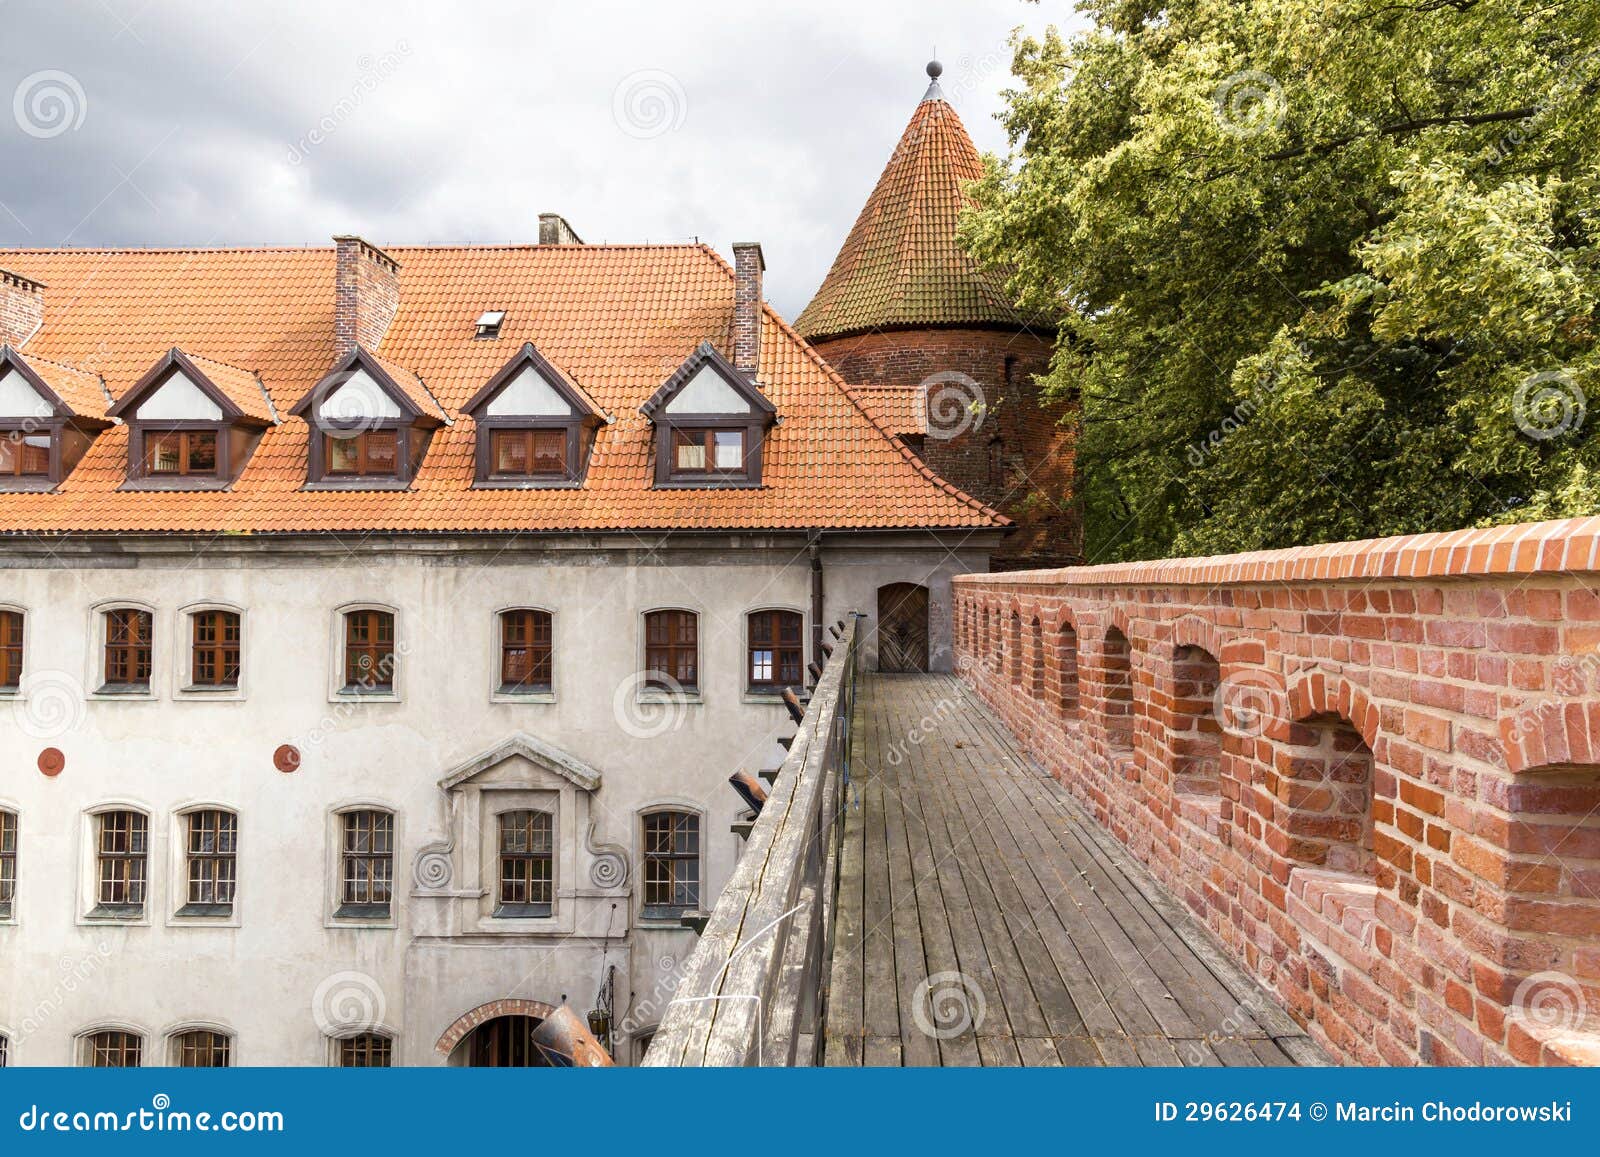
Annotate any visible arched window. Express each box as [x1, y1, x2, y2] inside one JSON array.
[[0, 609, 22, 689], [498, 609, 553, 694], [747, 610, 803, 691], [335, 808, 394, 920], [179, 808, 238, 917], [641, 810, 701, 919], [342, 609, 396, 694], [335, 1032, 393, 1067], [0, 809, 15, 921], [171, 1028, 231, 1067], [496, 809, 554, 918], [82, 1029, 143, 1067], [101, 607, 153, 692], [91, 809, 148, 919], [188, 608, 241, 689], [644, 610, 698, 690]]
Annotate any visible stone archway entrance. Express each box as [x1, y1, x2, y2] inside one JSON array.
[[436, 998, 559, 1066], [877, 582, 929, 673]]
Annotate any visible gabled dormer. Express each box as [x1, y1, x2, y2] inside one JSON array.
[[290, 347, 447, 489], [461, 343, 609, 488], [106, 348, 277, 490], [640, 341, 777, 487], [0, 345, 112, 490]]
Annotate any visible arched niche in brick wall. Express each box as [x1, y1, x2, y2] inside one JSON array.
[[1100, 626, 1135, 752], [1171, 645, 1223, 798], [1057, 618, 1080, 719], [1276, 711, 1376, 876]]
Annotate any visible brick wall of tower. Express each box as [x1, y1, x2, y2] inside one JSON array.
[[808, 326, 1079, 569]]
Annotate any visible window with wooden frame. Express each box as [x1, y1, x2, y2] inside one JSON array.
[[93, 810, 147, 917], [337, 809, 393, 919], [173, 1029, 231, 1067], [0, 1034, 8, 1067], [670, 427, 748, 478], [490, 428, 568, 479], [84, 1030, 143, 1067], [499, 609, 553, 694], [342, 610, 395, 694], [324, 430, 399, 477], [643, 610, 698, 691], [496, 809, 553, 918], [0, 810, 15, 921], [102, 608, 153, 691], [0, 430, 51, 476], [190, 610, 241, 689], [641, 810, 700, 919], [142, 429, 218, 476], [0, 610, 22, 689], [181, 809, 237, 917], [747, 610, 803, 692], [337, 1033, 392, 1067]]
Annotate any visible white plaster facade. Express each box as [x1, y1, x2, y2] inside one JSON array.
[[0, 530, 993, 1066]]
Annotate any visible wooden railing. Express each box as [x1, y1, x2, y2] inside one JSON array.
[[644, 614, 862, 1066]]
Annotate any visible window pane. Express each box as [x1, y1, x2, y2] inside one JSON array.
[[86, 1031, 142, 1068], [712, 430, 744, 470], [19, 434, 49, 474], [493, 430, 529, 474], [146, 432, 183, 474], [187, 431, 217, 472], [338, 1034, 391, 1067], [674, 432, 706, 470], [531, 429, 566, 475], [327, 435, 359, 473], [0, 610, 22, 688], [365, 430, 398, 472]]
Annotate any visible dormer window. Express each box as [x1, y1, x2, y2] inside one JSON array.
[[462, 343, 608, 488], [641, 341, 776, 487], [291, 347, 447, 489], [0, 345, 112, 490], [108, 348, 278, 490]]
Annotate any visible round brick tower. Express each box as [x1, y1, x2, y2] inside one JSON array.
[[795, 62, 1079, 569]]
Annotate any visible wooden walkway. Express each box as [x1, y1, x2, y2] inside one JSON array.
[[823, 673, 1324, 1067]]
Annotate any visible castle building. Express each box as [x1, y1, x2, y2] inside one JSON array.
[[0, 222, 1003, 1066], [796, 62, 1079, 575]]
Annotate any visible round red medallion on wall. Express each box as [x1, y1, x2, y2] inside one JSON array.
[[38, 748, 65, 777], [273, 744, 301, 773]]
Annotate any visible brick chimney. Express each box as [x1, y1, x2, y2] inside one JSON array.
[[0, 268, 45, 347], [732, 242, 764, 378], [538, 213, 584, 245], [333, 235, 400, 358]]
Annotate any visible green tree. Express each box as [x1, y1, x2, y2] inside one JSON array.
[[962, 0, 1600, 560]]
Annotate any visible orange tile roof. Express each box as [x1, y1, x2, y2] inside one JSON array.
[[854, 386, 926, 437], [794, 90, 1054, 343], [365, 349, 449, 423], [7, 347, 112, 418], [183, 350, 279, 424], [0, 243, 1005, 535]]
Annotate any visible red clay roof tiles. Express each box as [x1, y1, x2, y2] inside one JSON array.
[[0, 242, 1005, 535]]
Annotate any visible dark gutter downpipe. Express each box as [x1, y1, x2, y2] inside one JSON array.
[[808, 530, 824, 683]]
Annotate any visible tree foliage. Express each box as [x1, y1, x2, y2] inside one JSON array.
[[962, 0, 1600, 560]]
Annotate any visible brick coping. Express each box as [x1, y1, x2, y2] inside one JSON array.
[[953, 518, 1600, 588]]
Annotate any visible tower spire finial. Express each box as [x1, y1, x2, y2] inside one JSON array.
[[923, 57, 944, 102]]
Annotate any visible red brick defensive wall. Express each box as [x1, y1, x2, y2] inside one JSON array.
[[952, 518, 1600, 1066]]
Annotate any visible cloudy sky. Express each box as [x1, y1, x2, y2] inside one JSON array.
[[1, 0, 1082, 319]]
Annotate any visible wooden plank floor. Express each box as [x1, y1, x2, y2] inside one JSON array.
[[823, 673, 1325, 1067]]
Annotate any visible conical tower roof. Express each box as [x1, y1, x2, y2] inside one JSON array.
[[795, 62, 1050, 343]]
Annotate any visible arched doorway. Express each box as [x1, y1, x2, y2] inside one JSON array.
[[464, 1014, 550, 1067], [876, 583, 929, 672]]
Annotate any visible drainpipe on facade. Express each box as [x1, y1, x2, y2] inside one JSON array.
[[808, 530, 824, 683]]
